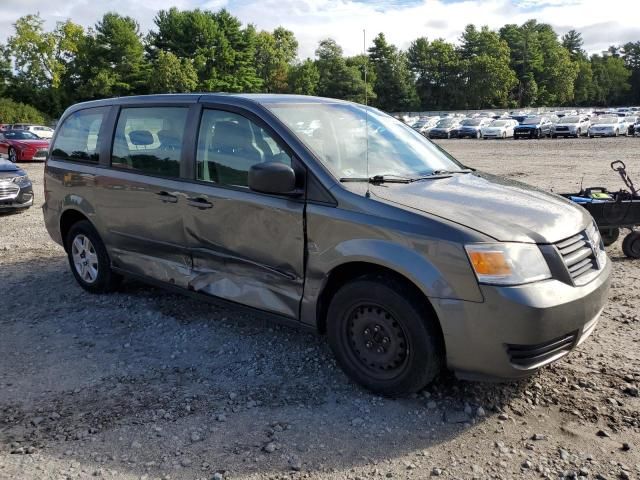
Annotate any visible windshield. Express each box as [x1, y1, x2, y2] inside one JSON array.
[[267, 102, 464, 179], [559, 116, 580, 124], [461, 119, 482, 126], [522, 117, 542, 125], [3, 130, 39, 140], [595, 116, 618, 124], [490, 120, 509, 127]]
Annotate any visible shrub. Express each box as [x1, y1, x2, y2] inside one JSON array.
[[0, 98, 47, 124]]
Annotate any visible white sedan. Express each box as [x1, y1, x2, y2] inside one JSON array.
[[26, 125, 55, 139], [588, 116, 630, 137], [481, 119, 519, 139]]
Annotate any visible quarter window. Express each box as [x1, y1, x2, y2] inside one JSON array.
[[111, 107, 188, 178], [51, 108, 107, 162], [196, 109, 291, 187]]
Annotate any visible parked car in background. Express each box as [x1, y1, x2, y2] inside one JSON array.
[[0, 130, 50, 162], [26, 125, 55, 139], [481, 119, 518, 139], [626, 116, 639, 136], [552, 116, 591, 138], [0, 158, 33, 211], [589, 116, 630, 137], [43, 93, 611, 395], [634, 119, 640, 136], [428, 118, 462, 139], [412, 116, 440, 136], [453, 118, 492, 139], [514, 117, 554, 139]]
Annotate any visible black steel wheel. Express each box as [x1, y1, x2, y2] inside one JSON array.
[[327, 276, 443, 396], [600, 227, 620, 247], [622, 231, 640, 259]]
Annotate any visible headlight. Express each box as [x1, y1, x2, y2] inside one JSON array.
[[465, 243, 552, 285], [12, 175, 31, 187]]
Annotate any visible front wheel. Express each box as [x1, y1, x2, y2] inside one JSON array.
[[622, 231, 640, 259], [8, 147, 17, 163], [502, 132, 506, 139], [66, 220, 122, 293], [476, 131, 481, 139], [327, 276, 443, 396]]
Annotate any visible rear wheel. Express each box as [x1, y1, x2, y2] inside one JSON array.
[[600, 227, 620, 247], [327, 276, 443, 396], [66, 220, 122, 293], [476, 131, 481, 139], [622, 231, 640, 259], [502, 132, 506, 139]]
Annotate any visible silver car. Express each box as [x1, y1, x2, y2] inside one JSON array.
[[589, 116, 629, 137], [552, 116, 591, 138], [43, 94, 611, 395]]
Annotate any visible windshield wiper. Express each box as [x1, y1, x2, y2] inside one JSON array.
[[416, 168, 474, 178], [339, 174, 413, 184]]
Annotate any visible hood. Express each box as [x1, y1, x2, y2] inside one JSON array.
[[515, 124, 541, 129], [0, 159, 20, 172], [369, 172, 590, 243], [11, 139, 50, 148]]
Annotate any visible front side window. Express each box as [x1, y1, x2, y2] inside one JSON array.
[[51, 108, 107, 162], [111, 107, 188, 178], [196, 109, 291, 187], [266, 102, 463, 179]]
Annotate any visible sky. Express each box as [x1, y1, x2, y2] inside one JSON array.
[[1, 0, 639, 59]]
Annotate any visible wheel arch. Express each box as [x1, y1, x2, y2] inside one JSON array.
[[59, 209, 92, 251], [315, 261, 446, 355]]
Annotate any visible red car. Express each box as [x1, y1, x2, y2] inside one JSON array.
[[0, 129, 50, 162]]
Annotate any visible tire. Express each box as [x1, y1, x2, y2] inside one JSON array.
[[622, 231, 640, 259], [502, 132, 506, 139], [551, 134, 557, 139], [65, 220, 122, 293], [446, 132, 451, 139], [8, 147, 17, 163], [576, 128, 581, 138], [327, 276, 443, 396], [476, 131, 481, 139], [614, 129, 619, 137], [600, 227, 620, 247]]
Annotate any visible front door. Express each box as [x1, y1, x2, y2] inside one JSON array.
[[182, 107, 305, 318], [93, 105, 194, 287]]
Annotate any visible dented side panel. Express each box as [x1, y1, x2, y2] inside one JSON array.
[[181, 181, 305, 318]]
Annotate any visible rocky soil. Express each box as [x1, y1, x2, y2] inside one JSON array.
[[0, 137, 638, 480]]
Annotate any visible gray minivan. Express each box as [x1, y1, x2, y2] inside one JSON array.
[[43, 94, 611, 395]]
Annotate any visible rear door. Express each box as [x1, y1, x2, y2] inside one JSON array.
[[93, 104, 196, 287], [180, 105, 305, 318]]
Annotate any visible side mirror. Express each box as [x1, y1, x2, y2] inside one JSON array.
[[249, 162, 299, 196]]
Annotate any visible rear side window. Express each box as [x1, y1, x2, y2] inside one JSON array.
[[196, 109, 291, 187], [111, 107, 188, 178], [51, 108, 107, 162]]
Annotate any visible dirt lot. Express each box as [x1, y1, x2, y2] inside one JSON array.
[[1, 137, 639, 480]]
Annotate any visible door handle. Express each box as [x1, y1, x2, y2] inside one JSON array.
[[187, 197, 213, 209], [156, 191, 178, 203]]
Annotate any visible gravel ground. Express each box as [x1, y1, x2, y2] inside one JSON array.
[[1, 137, 639, 480]]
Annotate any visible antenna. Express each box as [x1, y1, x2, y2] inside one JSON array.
[[364, 29, 370, 198]]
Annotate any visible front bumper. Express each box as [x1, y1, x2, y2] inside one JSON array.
[[429, 130, 453, 138], [0, 183, 33, 210], [514, 128, 540, 138], [433, 258, 611, 380]]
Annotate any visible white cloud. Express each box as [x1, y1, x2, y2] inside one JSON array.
[[0, 0, 638, 59]]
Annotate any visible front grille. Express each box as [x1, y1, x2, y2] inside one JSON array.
[[555, 229, 599, 283], [556, 126, 569, 131], [0, 182, 19, 201], [506, 332, 577, 369]]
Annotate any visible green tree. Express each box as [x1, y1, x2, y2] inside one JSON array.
[[561, 30, 585, 60], [0, 98, 46, 124], [254, 27, 298, 92], [288, 59, 319, 95], [459, 25, 517, 109], [591, 54, 631, 105], [368, 33, 418, 111], [408, 37, 463, 110], [622, 41, 640, 104], [149, 50, 198, 93], [315, 39, 368, 103]]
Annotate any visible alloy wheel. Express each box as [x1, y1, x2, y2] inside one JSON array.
[[71, 234, 99, 284], [8, 148, 16, 163]]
